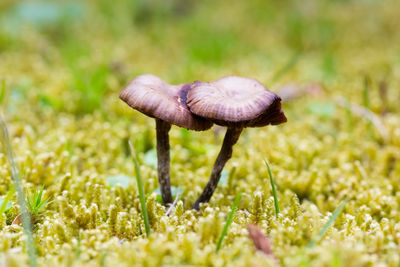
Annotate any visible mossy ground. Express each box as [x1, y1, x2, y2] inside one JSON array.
[[0, 0, 400, 266]]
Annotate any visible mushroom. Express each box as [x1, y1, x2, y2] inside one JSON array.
[[119, 74, 212, 205], [187, 76, 287, 210]]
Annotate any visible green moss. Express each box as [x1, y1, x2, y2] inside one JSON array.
[[0, 0, 400, 266]]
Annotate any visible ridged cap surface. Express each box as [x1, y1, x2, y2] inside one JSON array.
[[120, 74, 213, 131], [187, 76, 287, 127]]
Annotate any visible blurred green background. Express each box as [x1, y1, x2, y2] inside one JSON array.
[[1, 0, 399, 116]]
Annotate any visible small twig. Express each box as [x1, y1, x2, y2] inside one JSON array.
[[334, 96, 389, 142], [165, 192, 180, 216], [276, 83, 325, 102]]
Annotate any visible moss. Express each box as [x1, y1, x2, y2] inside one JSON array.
[[0, 0, 400, 266]]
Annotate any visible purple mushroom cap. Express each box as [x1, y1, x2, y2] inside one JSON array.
[[186, 76, 287, 127], [119, 74, 213, 131]]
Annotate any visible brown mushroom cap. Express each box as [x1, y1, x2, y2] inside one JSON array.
[[187, 76, 287, 127], [119, 74, 213, 131]]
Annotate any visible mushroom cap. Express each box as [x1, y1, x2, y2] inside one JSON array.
[[186, 76, 287, 127], [119, 74, 213, 131]]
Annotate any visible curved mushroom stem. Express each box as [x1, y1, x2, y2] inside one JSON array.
[[156, 119, 173, 205], [193, 127, 243, 210]]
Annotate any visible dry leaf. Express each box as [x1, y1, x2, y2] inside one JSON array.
[[12, 214, 22, 225], [247, 224, 277, 261]]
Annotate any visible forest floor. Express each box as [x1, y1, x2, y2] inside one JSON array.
[[0, 0, 400, 266]]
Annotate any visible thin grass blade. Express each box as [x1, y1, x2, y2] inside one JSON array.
[[36, 187, 44, 207], [307, 199, 347, 248], [264, 160, 279, 216], [216, 192, 242, 252], [0, 116, 37, 267], [129, 140, 150, 237], [271, 53, 300, 83]]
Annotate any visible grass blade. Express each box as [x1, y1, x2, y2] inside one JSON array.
[[216, 192, 241, 252], [271, 52, 300, 83], [128, 140, 150, 237], [307, 199, 347, 248], [0, 116, 38, 267], [0, 187, 14, 215], [264, 160, 279, 216], [36, 187, 43, 207]]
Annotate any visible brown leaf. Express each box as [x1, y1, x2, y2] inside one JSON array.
[[12, 214, 22, 225], [9, 214, 23, 232], [11, 212, 39, 226], [247, 224, 277, 261]]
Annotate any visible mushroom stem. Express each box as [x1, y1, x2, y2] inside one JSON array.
[[193, 127, 243, 210], [156, 119, 173, 205]]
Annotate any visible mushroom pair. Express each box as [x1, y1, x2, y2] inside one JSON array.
[[120, 75, 286, 210], [119, 74, 212, 204]]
